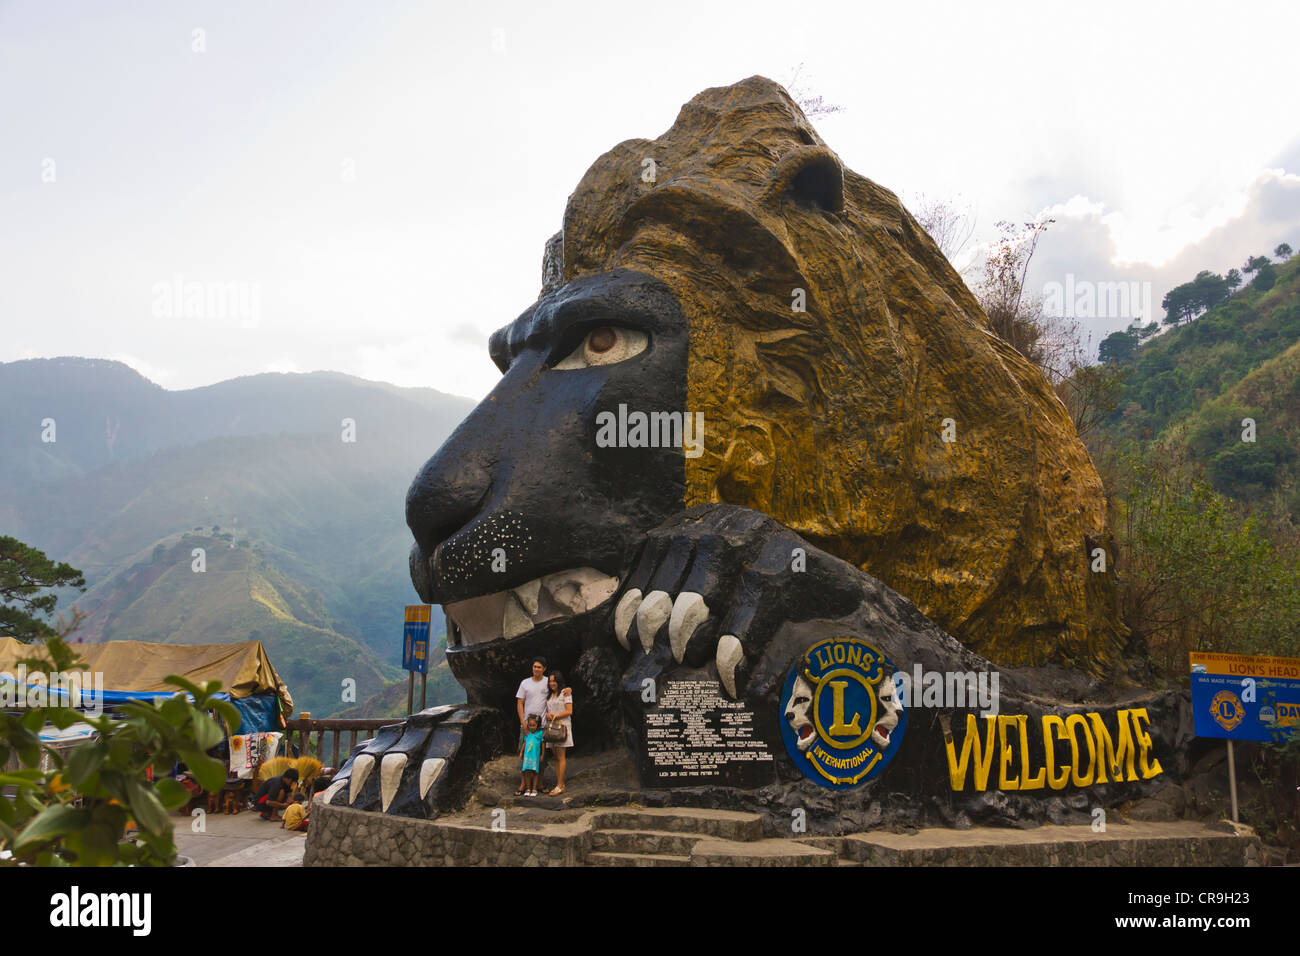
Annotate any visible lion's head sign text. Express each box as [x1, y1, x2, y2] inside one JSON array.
[[1190, 652, 1300, 742]]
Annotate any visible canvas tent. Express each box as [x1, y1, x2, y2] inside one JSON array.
[[0, 638, 293, 732]]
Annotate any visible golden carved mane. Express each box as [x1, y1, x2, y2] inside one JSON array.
[[546, 76, 1123, 671]]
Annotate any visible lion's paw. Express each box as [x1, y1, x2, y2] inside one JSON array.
[[610, 503, 865, 699], [321, 705, 504, 818]]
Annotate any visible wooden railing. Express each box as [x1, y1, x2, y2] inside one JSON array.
[[282, 717, 401, 772]]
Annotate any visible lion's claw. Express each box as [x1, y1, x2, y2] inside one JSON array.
[[635, 590, 673, 652], [321, 705, 504, 818], [668, 591, 709, 662], [716, 634, 743, 698], [614, 588, 642, 650], [610, 504, 867, 703]]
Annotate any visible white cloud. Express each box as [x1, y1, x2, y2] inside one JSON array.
[[1026, 167, 1300, 356], [3, 1, 1299, 397]]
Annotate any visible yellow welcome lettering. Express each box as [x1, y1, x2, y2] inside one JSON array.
[[944, 714, 997, 791], [997, 715, 1020, 790], [1042, 716, 1069, 790], [1129, 708, 1163, 780], [1065, 713, 1095, 786], [1088, 710, 1136, 784], [1018, 715, 1046, 790]]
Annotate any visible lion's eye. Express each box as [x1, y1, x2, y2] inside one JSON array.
[[553, 325, 648, 370]]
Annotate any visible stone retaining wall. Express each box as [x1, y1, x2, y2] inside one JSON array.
[[305, 802, 1264, 867], [305, 803, 591, 867]]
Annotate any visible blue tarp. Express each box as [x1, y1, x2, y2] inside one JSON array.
[[0, 673, 232, 709], [228, 692, 281, 734]]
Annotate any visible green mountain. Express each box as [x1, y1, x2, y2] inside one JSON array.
[[0, 357, 477, 717], [1098, 254, 1300, 514], [71, 534, 395, 716], [331, 640, 460, 720]]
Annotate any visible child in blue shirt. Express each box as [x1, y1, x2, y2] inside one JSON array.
[[517, 714, 544, 796]]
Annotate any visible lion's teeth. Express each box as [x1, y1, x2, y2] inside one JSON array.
[[445, 567, 620, 645], [541, 568, 618, 616], [512, 579, 541, 617], [503, 592, 533, 639]]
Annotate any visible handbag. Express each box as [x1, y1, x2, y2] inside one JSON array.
[[543, 717, 567, 744]]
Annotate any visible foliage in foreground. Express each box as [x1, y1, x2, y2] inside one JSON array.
[[1111, 454, 1300, 680], [1, 634, 240, 866], [0, 535, 85, 641]]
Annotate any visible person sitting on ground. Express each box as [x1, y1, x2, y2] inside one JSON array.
[[282, 792, 309, 831], [255, 767, 299, 820]]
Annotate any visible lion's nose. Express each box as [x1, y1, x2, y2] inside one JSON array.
[[405, 448, 493, 563]]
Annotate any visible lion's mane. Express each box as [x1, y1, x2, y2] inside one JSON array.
[[543, 76, 1123, 670]]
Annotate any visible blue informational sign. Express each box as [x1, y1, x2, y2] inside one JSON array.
[[402, 605, 431, 675], [1189, 653, 1300, 743]]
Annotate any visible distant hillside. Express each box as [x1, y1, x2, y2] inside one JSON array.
[[0, 358, 477, 715], [1097, 254, 1300, 514], [331, 639, 460, 720], [71, 535, 397, 716], [0, 358, 471, 485]]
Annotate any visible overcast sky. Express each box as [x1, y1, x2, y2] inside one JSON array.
[[4, 0, 1299, 399]]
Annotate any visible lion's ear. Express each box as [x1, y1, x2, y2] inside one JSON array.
[[760, 146, 845, 214]]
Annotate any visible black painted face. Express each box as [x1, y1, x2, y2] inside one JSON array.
[[405, 269, 689, 705]]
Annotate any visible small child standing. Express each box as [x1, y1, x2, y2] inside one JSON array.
[[518, 714, 544, 796]]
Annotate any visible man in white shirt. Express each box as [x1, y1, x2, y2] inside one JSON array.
[[516, 656, 550, 734], [515, 657, 551, 791]]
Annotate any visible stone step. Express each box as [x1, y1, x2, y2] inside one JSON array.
[[689, 838, 836, 867], [590, 807, 764, 842], [793, 836, 848, 857], [587, 851, 692, 867], [838, 822, 1260, 867], [591, 828, 704, 856]]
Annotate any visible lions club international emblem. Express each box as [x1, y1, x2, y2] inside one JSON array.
[[1211, 689, 1244, 732], [780, 638, 905, 789]]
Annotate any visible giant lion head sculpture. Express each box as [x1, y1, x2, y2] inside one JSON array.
[[407, 76, 1122, 723], [310, 78, 1188, 834]]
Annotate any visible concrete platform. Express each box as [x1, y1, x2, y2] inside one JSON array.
[[174, 810, 306, 867], [819, 820, 1260, 867], [691, 838, 836, 867]]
